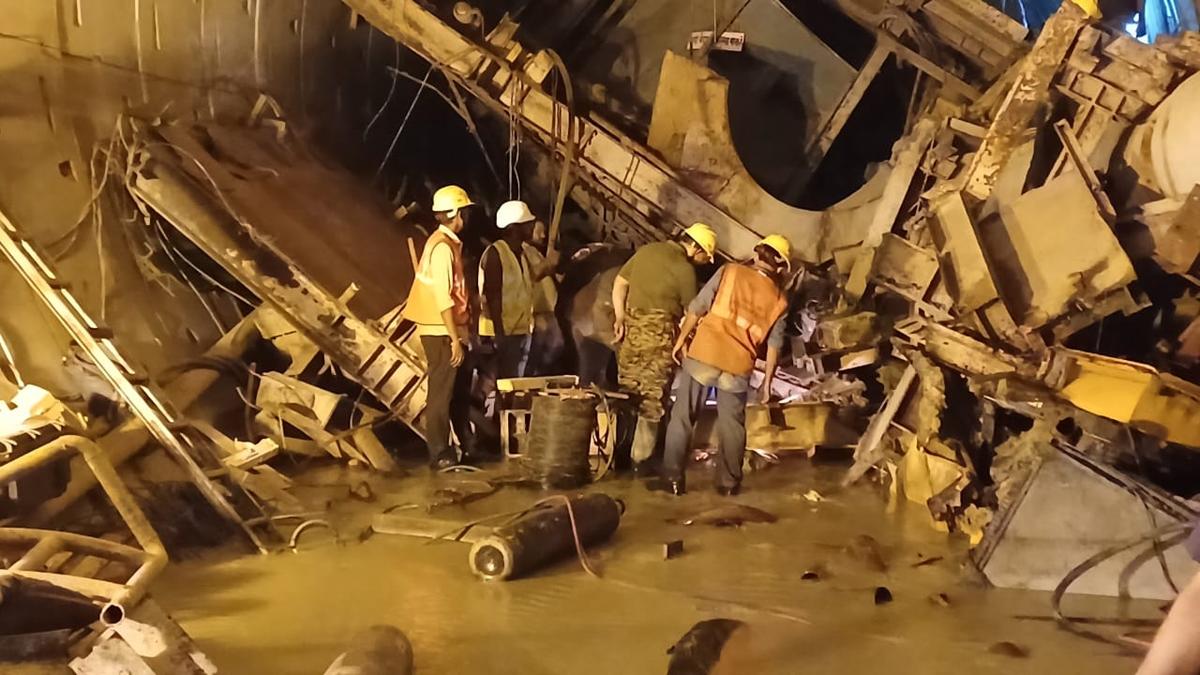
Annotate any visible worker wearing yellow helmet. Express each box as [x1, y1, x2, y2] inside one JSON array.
[[656, 234, 793, 496], [403, 185, 477, 469], [611, 223, 717, 474]]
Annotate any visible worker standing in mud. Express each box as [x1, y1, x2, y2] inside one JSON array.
[[479, 200, 536, 380], [612, 223, 717, 474], [404, 185, 476, 470], [656, 235, 793, 496]]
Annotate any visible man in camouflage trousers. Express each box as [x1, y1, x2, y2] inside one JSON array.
[[612, 224, 717, 473]]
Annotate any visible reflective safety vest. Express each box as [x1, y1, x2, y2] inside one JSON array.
[[403, 228, 469, 328], [686, 263, 788, 376], [478, 240, 533, 336], [523, 243, 558, 314]]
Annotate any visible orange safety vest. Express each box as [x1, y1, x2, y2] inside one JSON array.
[[686, 263, 788, 376], [403, 228, 469, 328]]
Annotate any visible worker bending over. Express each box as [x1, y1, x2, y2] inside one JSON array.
[[479, 200, 536, 379], [404, 186, 476, 469], [658, 235, 793, 496], [612, 223, 717, 473]]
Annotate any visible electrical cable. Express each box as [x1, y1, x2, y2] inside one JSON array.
[[150, 217, 229, 332], [532, 494, 601, 578], [541, 49, 577, 258], [1051, 521, 1190, 648], [374, 63, 435, 180], [589, 385, 618, 481], [1125, 426, 1182, 594], [364, 42, 402, 140]]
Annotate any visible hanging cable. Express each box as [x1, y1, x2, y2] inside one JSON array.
[[374, 63, 435, 180], [364, 42, 402, 140], [542, 49, 577, 257]]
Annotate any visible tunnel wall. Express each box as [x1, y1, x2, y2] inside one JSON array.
[[0, 0, 372, 395]]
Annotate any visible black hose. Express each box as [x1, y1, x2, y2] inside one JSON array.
[[1052, 521, 1191, 648]]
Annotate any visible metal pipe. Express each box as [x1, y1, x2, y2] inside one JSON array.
[[0, 435, 167, 616], [18, 313, 260, 527]]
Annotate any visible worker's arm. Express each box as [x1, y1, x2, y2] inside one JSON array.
[[672, 312, 702, 364], [441, 308, 464, 366], [672, 267, 724, 363], [482, 248, 506, 338], [760, 346, 781, 403], [428, 242, 465, 366], [1137, 569, 1200, 675], [759, 315, 787, 403], [527, 246, 560, 281], [612, 274, 630, 342]]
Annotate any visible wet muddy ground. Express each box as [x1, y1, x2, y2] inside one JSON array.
[[155, 456, 1160, 673]]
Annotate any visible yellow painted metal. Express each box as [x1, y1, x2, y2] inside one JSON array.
[[1056, 350, 1200, 447]]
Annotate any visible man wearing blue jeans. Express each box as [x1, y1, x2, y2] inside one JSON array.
[[657, 235, 792, 496]]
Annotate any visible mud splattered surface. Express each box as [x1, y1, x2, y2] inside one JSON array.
[[155, 458, 1160, 674]]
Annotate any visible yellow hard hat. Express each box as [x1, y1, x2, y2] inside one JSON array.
[[683, 223, 718, 257], [757, 234, 793, 269], [432, 185, 474, 214], [1069, 0, 1101, 17]]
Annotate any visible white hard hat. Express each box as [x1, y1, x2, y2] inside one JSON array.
[[496, 200, 535, 229]]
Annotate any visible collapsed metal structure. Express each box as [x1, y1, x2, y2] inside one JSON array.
[[3, 0, 1200, 668]]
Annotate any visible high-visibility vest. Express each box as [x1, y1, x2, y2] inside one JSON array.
[[686, 263, 788, 376], [523, 243, 558, 314], [477, 240, 533, 336], [403, 228, 469, 328]]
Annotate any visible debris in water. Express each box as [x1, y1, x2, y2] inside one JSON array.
[[849, 534, 888, 572], [349, 481, 375, 502], [987, 641, 1030, 658], [666, 618, 746, 675], [663, 540, 685, 560], [802, 490, 824, 503], [874, 586, 893, 605], [323, 624, 414, 675], [912, 555, 943, 568], [801, 570, 821, 581], [677, 504, 778, 527], [929, 592, 952, 607], [427, 480, 498, 511]]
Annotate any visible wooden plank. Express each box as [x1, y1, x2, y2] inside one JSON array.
[[1052, 119, 1116, 220], [877, 32, 983, 100], [963, 2, 1088, 201], [843, 365, 918, 485]]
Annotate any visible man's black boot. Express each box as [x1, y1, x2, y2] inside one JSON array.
[[715, 483, 741, 497]]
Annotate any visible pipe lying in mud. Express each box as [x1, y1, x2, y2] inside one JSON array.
[[468, 493, 622, 581], [0, 435, 167, 619]]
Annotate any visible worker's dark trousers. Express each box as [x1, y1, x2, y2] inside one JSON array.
[[493, 334, 527, 380], [421, 335, 475, 464], [527, 313, 565, 376], [662, 373, 748, 489]]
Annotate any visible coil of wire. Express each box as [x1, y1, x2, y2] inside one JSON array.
[[526, 391, 598, 489]]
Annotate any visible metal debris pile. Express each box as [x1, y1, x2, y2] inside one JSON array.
[[815, 2, 1200, 594]]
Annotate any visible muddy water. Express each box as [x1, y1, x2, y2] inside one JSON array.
[[155, 459, 1158, 674]]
